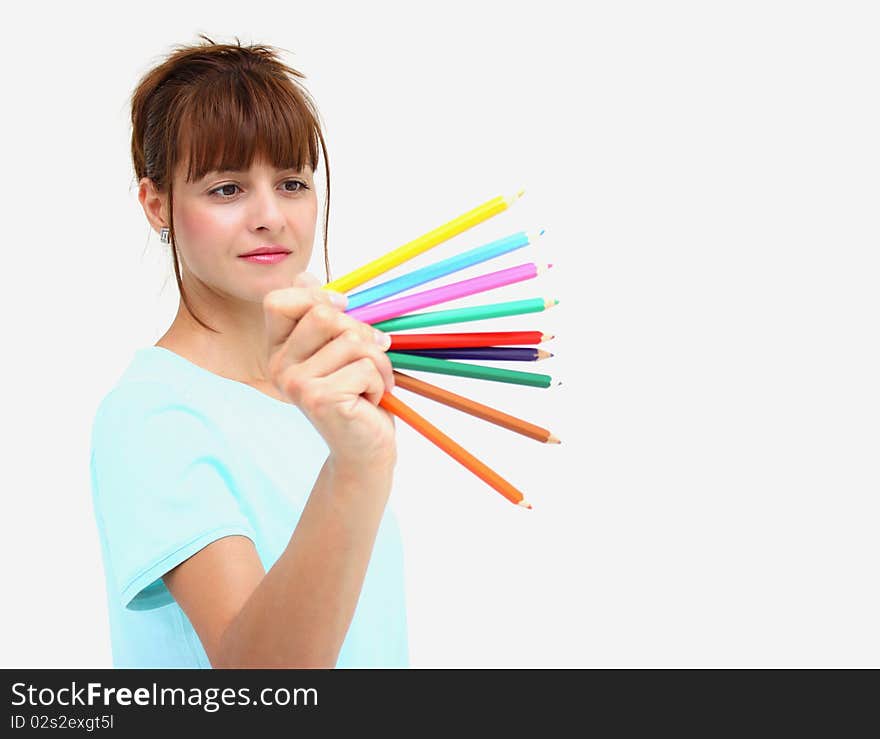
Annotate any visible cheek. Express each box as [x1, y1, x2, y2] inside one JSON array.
[[299, 196, 319, 236], [298, 195, 318, 224], [175, 206, 230, 261]]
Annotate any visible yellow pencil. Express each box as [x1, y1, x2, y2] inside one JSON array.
[[324, 189, 525, 294]]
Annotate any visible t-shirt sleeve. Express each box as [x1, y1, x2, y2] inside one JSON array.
[[90, 381, 257, 612]]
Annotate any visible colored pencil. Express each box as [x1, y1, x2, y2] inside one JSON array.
[[387, 352, 553, 388], [345, 230, 541, 310], [389, 331, 552, 350], [378, 392, 532, 508], [348, 263, 552, 325], [393, 371, 561, 444], [316, 189, 558, 508], [396, 347, 552, 361], [325, 190, 524, 294], [371, 297, 558, 331]]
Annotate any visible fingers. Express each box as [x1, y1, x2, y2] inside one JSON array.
[[264, 271, 394, 400], [263, 272, 348, 351], [295, 328, 395, 394], [283, 303, 390, 364], [284, 356, 390, 417]]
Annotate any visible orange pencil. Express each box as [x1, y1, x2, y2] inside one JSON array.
[[378, 393, 533, 509], [392, 371, 560, 444]]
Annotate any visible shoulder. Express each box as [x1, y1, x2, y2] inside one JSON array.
[[93, 379, 185, 429], [90, 374, 223, 459], [92, 348, 214, 428]]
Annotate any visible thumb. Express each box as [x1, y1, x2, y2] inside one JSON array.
[[293, 271, 322, 288]]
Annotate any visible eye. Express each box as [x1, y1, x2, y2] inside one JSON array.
[[210, 183, 240, 198], [209, 179, 310, 198], [282, 179, 310, 193]]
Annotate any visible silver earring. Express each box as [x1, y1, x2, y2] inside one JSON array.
[[159, 227, 170, 244]]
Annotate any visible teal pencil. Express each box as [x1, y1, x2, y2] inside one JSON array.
[[372, 297, 558, 332]]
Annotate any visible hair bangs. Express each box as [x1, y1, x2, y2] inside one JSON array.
[[173, 72, 320, 185]]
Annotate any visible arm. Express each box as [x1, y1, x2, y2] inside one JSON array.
[[164, 454, 394, 668]]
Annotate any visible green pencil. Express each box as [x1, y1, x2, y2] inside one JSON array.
[[371, 297, 558, 332], [387, 352, 552, 388]]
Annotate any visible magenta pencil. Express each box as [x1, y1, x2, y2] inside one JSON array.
[[346, 262, 550, 325]]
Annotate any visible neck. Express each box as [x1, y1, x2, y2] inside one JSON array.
[[157, 288, 272, 385]]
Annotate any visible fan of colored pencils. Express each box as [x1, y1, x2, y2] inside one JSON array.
[[321, 190, 558, 510]]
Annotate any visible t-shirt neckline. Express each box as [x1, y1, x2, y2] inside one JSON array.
[[140, 345, 295, 411]]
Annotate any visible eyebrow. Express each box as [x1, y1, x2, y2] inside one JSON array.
[[207, 166, 305, 176]]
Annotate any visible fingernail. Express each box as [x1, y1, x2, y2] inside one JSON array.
[[328, 291, 348, 309], [374, 330, 392, 350]]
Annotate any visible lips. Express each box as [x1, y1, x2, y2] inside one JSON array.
[[238, 245, 292, 257]]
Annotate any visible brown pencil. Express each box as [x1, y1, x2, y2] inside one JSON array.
[[392, 370, 561, 444]]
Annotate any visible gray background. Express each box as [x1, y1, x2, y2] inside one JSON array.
[[2, 0, 877, 667]]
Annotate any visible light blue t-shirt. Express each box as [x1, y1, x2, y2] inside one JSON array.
[[89, 346, 409, 668]]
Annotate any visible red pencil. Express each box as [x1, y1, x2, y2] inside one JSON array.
[[389, 331, 553, 351]]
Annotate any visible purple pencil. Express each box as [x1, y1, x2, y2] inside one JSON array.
[[346, 262, 552, 325], [395, 347, 552, 361]]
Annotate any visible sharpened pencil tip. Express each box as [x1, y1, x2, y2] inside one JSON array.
[[518, 500, 533, 509], [539, 228, 545, 236], [517, 188, 525, 199]]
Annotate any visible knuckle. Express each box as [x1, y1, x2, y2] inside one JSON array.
[[371, 344, 392, 371], [356, 356, 376, 375], [377, 346, 392, 368], [299, 382, 323, 415], [280, 369, 305, 403], [310, 303, 336, 325]]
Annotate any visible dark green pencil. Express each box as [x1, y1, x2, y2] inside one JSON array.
[[387, 352, 553, 388]]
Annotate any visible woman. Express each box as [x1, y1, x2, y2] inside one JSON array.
[[89, 34, 408, 668]]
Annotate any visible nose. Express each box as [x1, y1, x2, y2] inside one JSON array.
[[249, 181, 287, 232]]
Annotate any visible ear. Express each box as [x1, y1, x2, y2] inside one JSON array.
[[138, 177, 170, 233]]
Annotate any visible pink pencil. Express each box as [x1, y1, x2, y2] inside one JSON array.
[[346, 262, 552, 324]]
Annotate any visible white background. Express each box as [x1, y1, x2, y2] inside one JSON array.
[[2, 1, 878, 667]]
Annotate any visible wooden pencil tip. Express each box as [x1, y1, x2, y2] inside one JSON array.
[[528, 229, 544, 243], [547, 434, 561, 444], [518, 500, 533, 509], [517, 188, 526, 199]]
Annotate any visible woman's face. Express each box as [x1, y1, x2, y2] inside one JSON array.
[[167, 155, 318, 303]]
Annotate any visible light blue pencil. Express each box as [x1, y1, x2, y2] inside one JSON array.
[[344, 229, 544, 310]]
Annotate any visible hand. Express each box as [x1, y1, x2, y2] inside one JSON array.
[[263, 272, 397, 471]]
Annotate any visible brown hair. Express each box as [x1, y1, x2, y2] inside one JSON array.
[[129, 33, 331, 332]]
